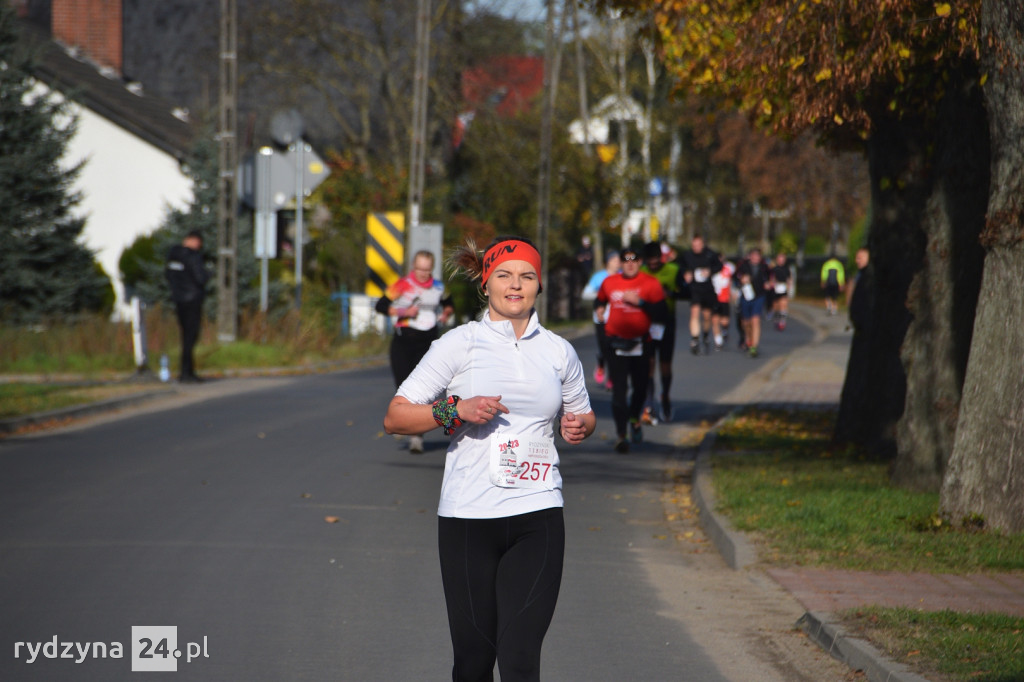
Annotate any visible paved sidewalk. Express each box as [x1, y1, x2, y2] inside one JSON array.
[[695, 301, 1024, 682], [768, 567, 1024, 617]]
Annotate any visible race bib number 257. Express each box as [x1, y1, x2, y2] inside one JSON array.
[[489, 434, 556, 490]]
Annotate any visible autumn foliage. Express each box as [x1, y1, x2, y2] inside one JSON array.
[[626, 1, 981, 144]]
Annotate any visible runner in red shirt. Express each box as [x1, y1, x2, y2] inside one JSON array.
[[595, 246, 668, 452]]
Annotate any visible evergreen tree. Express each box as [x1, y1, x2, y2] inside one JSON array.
[[0, 6, 112, 322], [122, 125, 270, 313], [124, 129, 219, 308]]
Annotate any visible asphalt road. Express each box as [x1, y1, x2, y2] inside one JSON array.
[[0, 312, 816, 681]]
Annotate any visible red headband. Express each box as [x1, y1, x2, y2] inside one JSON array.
[[481, 241, 542, 289]]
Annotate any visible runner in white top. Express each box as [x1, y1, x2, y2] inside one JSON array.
[[383, 236, 595, 682]]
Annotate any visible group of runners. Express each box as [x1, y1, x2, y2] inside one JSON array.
[[377, 237, 802, 457], [370, 234, 873, 682], [581, 236, 798, 444], [374, 235, 846, 680]]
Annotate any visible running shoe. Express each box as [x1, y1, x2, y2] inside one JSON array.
[[690, 340, 700, 355], [660, 396, 673, 423], [409, 436, 424, 454], [604, 379, 613, 391], [594, 367, 606, 384], [640, 406, 657, 426], [630, 421, 643, 443], [749, 346, 759, 358], [614, 438, 630, 454]]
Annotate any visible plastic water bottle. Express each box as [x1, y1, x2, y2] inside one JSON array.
[[158, 354, 170, 383]]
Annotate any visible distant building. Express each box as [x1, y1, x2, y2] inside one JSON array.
[[568, 94, 646, 147], [454, 56, 545, 149], [21, 1, 195, 317]]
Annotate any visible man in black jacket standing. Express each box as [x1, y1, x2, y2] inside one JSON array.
[[165, 231, 210, 382]]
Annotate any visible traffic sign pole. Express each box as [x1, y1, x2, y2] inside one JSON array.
[[294, 141, 305, 309]]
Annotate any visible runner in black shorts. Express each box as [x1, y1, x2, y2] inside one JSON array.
[[678, 235, 723, 355], [820, 256, 845, 316], [710, 260, 735, 350]]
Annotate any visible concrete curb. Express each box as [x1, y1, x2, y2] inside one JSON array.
[[0, 389, 175, 435], [689, 301, 935, 681], [799, 612, 932, 682], [692, 423, 758, 570], [691, 417, 934, 682]]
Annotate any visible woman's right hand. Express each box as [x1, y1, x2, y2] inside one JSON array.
[[458, 395, 508, 425]]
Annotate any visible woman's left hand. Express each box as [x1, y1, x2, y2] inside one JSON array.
[[559, 412, 588, 444]]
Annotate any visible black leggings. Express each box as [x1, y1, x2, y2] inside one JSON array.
[[438, 508, 565, 682], [607, 350, 650, 437], [593, 321, 608, 370], [389, 327, 437, 387]]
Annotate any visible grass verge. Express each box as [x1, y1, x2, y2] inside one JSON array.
[[711, 408, 1024, 573], [0, 383, 167, 420], [708, 407, 1024, 682], [840, 607, 1024, 682]]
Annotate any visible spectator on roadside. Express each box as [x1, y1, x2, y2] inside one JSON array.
[[165, 230, 210, 383], [581, 250, 621, 390], [820, 255, 846, 316], [375, 250, 454, 454], [736, 247, 771, 358], [576, 234, 595, 279], [847, 247, 872, 333], [383, 235, 595, 682]]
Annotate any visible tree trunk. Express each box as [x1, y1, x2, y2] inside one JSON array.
[[892, 68, 988, 492], [940, 1, 1024, 533], [835, 114, 929, 456]]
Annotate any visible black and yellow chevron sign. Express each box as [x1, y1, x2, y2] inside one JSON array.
[[365, 212, 405, 296]]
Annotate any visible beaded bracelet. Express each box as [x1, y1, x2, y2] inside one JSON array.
[[432, 395, 463, 435]]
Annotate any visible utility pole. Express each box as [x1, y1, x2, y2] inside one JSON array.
[[612, 17, 630, 247], [573, 1, 602, 262], [216, 0, 238, 342], [408, 0, 431, 252], [537, 0, 568, 322], [641, 31, 656, 242], [536, 0, 556, 323]]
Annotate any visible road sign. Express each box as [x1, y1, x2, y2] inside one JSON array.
[[365, 212, 405, 297], [238, 144, 331, 209]]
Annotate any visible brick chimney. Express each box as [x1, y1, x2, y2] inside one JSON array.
[[51, 0, 123, 73]]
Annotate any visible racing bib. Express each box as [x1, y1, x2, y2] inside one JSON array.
[[489, 433, 557, 490]]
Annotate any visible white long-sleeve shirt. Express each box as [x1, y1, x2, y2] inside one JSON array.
[[396, 310, 592, 519]]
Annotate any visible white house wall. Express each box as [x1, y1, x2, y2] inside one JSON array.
[[61, 95, 193, 318]]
